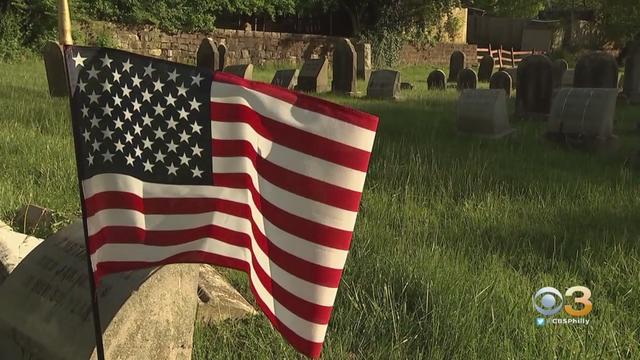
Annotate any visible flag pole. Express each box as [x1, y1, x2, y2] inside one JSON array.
[[57, 0, 106, 359]]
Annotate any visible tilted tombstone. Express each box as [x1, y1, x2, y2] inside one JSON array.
[[489, 70, 513, 97], [623, 40, 640, 103], [456, 68, 478, 91], [552, 59, 568, 88], [0, 221, 199, 360], [516, 54, 553, 116], [355, 43, 372, 83], [217, 43, 228, 71], [478, 55, 495, 82], [574, 52, 618, 88], [196, 38, 219, 73], [366, 69, 401, 100], [295, 57, 330, 93], [42, 41, 69, 97], [223, 64, 253, 80], [271, 69, 299, 90], [547, 88, 618, 145], [332, 38, 357, 95], [427, 69, 446, 90], [448, 50, 465, 83], [457, 89, 515, 138]]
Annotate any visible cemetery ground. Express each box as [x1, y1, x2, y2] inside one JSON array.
[[1, 59, 640, 359]]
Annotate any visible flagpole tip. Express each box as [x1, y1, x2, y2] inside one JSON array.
[[58, 0, 73, 45]]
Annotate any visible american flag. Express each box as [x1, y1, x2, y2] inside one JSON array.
[[64, 46, 378, 358]]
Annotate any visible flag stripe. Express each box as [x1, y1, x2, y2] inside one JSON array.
[[212, 102, 372, 172]]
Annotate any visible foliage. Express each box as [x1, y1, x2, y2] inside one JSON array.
[[0, 9, 24, 61], [469, 0, 546, 18]]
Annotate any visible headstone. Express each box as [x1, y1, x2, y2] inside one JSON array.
[[478, 55, 495, 82], [623, 40, 640, 103], [197, 265, 257, 323], [400, 82, 414, 90], [489, 70, 513, 97], [196, 38, 219, 73], [547, 88, 618, 145], [562, 69, 575, 87], [456, 68, 478, 91], [355, 43, 372, 83], [223, 64, 253, 80], [574, 52, 618, 88], [427, 69, 446, 90], [502, 67, 517, 89], [552, 59, 568, 88], [217, 43, 228, 71], [332, 38, 357, 95], [271, 69, 299, 89], [42, 41, 68, 98], [14, 204, 53, 234], [366, 69, 401, 100], [295, 57, 330, 93], [457, 89, 515, 138], [516, 54, 553, 116], [448, 50, 465, 83], [0, 221, 199, 360]]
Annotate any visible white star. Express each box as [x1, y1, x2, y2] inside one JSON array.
[[112, 69, 122, 83], [81, 105, 90, 118], [90, 115, 100, 128], [179, 130, 190, 143], [122, 84, 132, 98], [165, 94, 177, 107], [77, 79, 87, 93], [177, 84, 188, 97], [188, 98, 201, 111], [190, 122, 202, 134], [72, 52, 86, 67], [132, 99, 142, 112], [122, 59, 133, 73], [191, 73, 204, 86], [179, 153, 190, 165], [113, 94, 122, 107], [125, 153, 135, 166], [87, 153, 94, 165], [124, 132, 134, 144], [87, 66, 100, 79], [102, 150, 114, 163], [142, 137, 153, 149], [102, 103, 113, 117], [168, 69, 179, 82], [91, 139, 101, 152], [152, 103, 164, 115], [166, 162, 178, 175], [143, 63, 155, 78], [178, 107, 189, 120], [101, 127, 114, 139], [101, 79, 112, 93], [82, 129, 91, 142], [143, 159, 154, 173], [132, 74, 143, 88], [142, 114, 154, 127], [167, 140, 178, 153], [153, 127, 166, 140], [114, 117, 124, 129], [100, 54, 113, 69], [191, 143, 203, 157], [123, 108, 133, 120], [154, 149, 167, 163], [191, 166, 203, 178], [152, 78, 164, 93], [166, 117, 178, 130], [115, 140, 125, 153], [141, 89, 153, 103], [133, 123, 142, 135], [134, 146, 143, 158], [88, 91, 100, 104]]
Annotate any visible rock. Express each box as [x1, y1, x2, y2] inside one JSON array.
[[196, 265, 257, 323], [14, 204, 53, 234]]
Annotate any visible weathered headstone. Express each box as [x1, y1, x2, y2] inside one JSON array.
[[366, 69, 401, 100], [196, 265, 257, 323], [427, 69, 446, 90], [401, 82, 414, 90], [196, 38, 219, 73], [457, 89, 515, 138], [223, 64, 253, 80], [502, 67, 517, 89], [43, 41, 68, 98], [0, 221, 199, 360], [332, 38, 357, 95], [623, 40, 640, 103], [574, 52, 618, 88], [217, 43, 228, 71], [552, 59, 568, 89], [271, 69, 299, 89], [547, 88, 618, 146], [489, 70, 513, 97], [516, 54, 553, 116], [448, 50, 466, 83], [456, 68, 478, 91], [355, 43, 372, 83], [295, 57, 330, 93], [562, 69, 575, 87], [478, 55, 495, 82]]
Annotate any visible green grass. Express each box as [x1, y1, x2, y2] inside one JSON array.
[[2, 59, 640, 359]]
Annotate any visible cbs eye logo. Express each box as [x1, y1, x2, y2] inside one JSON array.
[[532, 286, 593, 317]]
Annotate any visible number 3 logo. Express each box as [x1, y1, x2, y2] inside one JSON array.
[[564, 286, 593, 317]]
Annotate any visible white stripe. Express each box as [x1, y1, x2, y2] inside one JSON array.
[[82, 174, 349, 268], [212, 121, 366, 192], [213, 156, 358, 229], [91, 239, 329, 342], [88, 209, 340, 306], [211, 81, 376, 151]]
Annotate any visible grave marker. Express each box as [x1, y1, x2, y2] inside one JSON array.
[[427, 69, 446, 90], [456, 68, 478, 91], [574, 52, 618, 88], [448, 51, 465, 83], [196, 38, 219, 73], [478, 55, 495, 82], [355, 43, 372, 83], [489, 70, 513, 97], [516, 54, 553, 116], [217, 43, 227, 71], [271, 69, 299, 90], [552, 59, 568, 88], [43, 41, 68, 97], [332, 38, 357, 95], [623, 40, 640, 103], [295, 57, 329, 93], [457, 89, 515, 138], [366, 69, 401, 100], [223, 64, 253, 80]]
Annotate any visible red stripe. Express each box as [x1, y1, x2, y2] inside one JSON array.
[[213, 71, 378, 132], [211, 102, 372, 172], [213, 139, 363, 211], [85, 192, 345, 288]]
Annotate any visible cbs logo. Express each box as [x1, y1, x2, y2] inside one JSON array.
[[532, 286, 592, 317]]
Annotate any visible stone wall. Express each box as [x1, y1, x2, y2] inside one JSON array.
[[81, 21, 477, 68]]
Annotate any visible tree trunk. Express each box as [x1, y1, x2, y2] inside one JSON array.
[[342, 4, 361, 36]]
